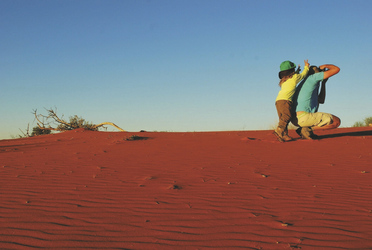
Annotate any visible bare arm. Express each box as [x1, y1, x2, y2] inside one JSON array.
[[320, 64, 340, 79]]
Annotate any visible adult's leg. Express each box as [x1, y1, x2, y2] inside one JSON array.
[[292, 126, 312, 139], [296, 112, 340, 139], [312, 115, 341, 130]]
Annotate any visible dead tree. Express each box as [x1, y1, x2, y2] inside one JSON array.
[[33, 108, 125, 133]]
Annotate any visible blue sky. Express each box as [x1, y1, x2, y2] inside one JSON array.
[[1, 0, 371, 139]]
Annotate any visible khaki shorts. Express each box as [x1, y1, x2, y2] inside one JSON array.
[[297, 112, 333, 127]]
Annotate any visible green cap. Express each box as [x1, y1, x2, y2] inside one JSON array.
[[279, 60, 296, 79], [280, 61, 296, 71]]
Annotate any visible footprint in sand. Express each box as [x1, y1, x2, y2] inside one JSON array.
[[241, 137, 260, 141], [167, 184, 182, 190]]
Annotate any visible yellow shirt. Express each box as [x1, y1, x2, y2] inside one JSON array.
[[275, 66, 309, 102]]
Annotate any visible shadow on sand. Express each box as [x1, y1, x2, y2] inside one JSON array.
[[319, 129, 372, 139]]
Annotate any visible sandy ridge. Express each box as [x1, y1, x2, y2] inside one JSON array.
[[1, 127, 372, 249]]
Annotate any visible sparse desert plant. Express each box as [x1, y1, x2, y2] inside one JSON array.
[[31, 126, 52, 136], [16, 124, 52, 138], [364, 117, 372, 127], [353, 116, 372, 127], [56, 115, 97, 131], [32, 108, 125, 133], [353, 121, 364, 127]]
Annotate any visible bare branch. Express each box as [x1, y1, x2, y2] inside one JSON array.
[[18, 124, 30, 137], [46, 109, 72, 129], [33, 109, 46, 129], [93, 122, 126, 132]]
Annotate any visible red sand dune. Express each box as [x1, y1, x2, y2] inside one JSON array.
[[1, 127, 372, 249]]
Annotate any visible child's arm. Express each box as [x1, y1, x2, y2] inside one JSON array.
[[297, 59, 310, 80]]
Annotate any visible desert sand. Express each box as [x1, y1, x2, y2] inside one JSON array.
[[1, 127, 372, 249]]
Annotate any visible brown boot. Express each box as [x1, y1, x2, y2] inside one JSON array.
[[282, 129, 293, 141], [273, 127, 285, 142], [298, 127, 312, 140], [310, 128, 320, 139]]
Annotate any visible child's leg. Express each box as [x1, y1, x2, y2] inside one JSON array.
[[275, 100, 293, 141], [275, 100, 293, 131]]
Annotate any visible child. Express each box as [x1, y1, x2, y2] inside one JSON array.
[[274, 59, 309, 142]]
